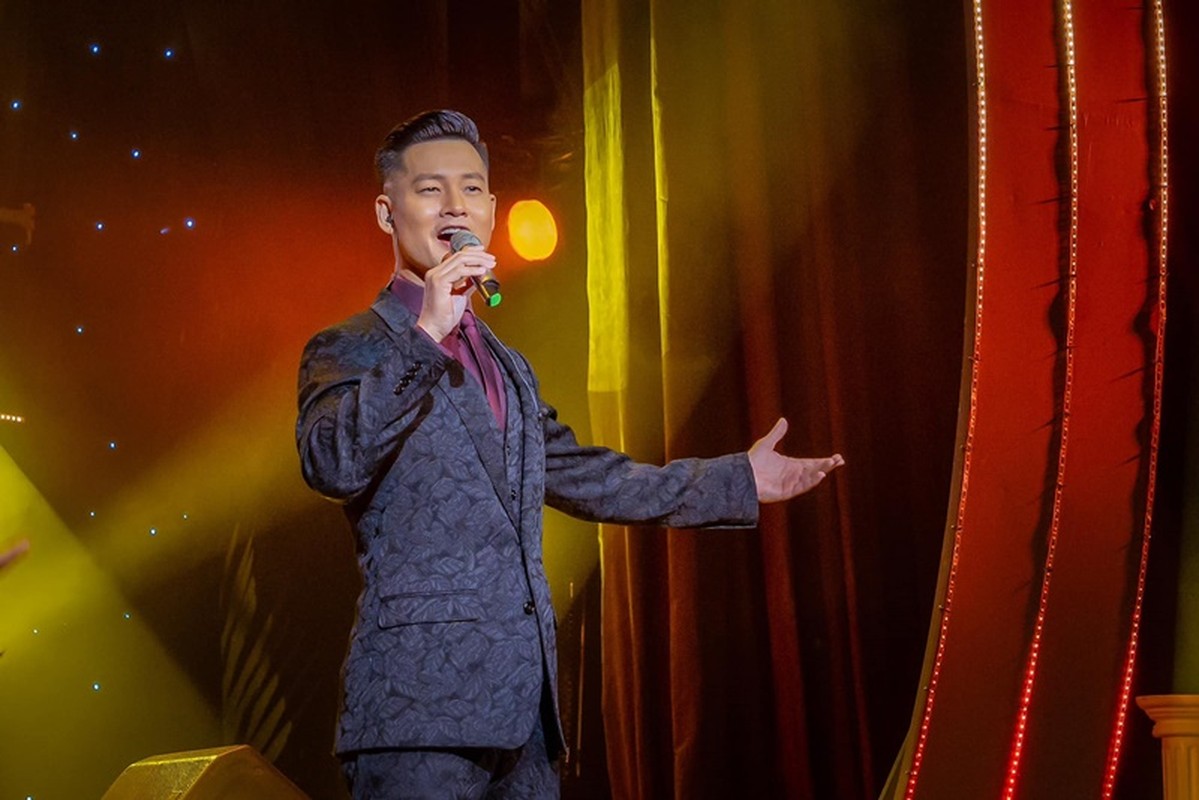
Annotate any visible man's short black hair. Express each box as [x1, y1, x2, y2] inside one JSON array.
[[375, 109, 490, 184]]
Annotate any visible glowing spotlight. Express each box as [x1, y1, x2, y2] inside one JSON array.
[[507, 200, 558, 261], [163, 48, 175, 59], [89, 43, 101, 55], [10, 99, 21, 111], [0, 413, 24, 424]]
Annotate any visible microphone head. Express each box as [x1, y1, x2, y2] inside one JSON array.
[[449, 229, 483, 252]]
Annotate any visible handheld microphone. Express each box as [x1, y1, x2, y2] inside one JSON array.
[[449, 230, 502, 308]]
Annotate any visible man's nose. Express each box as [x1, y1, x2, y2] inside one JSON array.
[[441, 188, 467, 215]]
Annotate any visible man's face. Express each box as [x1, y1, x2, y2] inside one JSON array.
[[381, 138, 496, 277]]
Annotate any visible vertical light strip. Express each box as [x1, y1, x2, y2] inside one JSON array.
[[903, 1, 988, 795], [648, 6, 671, 411], [582, 0, 630, 452], [1101, 1, 1169, 795], [1001, 3, 1080, 796]]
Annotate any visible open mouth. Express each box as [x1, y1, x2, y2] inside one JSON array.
[[436, 226, 470, 243]]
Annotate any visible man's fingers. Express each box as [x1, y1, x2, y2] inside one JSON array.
[[432, 262, 492, 284], [439, 249, 496, 270], [759, 417, 788, 449], [429, 265, 490, 297]]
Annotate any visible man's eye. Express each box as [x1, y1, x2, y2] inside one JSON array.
[[464, 185, 483, 193], [417, 186, 439, 194]]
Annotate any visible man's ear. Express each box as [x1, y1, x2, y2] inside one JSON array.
[[375, 194, 394, 234]]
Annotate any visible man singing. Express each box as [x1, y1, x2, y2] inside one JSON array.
[[296, 109, 843, 799]]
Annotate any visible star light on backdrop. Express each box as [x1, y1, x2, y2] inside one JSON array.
[[0, 447, 221, 795], [0, 10, 574, 799]]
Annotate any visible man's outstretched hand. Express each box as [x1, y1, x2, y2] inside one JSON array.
[[748, 418, 844, 503]]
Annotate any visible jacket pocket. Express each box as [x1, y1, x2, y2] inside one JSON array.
[[376, 589, 483, 628]]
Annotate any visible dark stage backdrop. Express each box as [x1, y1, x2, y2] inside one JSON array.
[[0, 3, 593, 798], [1, 2, 1194, 799]]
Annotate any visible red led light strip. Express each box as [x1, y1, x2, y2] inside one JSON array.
[[902, 1, 988, 795], [1001, 3, 1080, 796], [1100, 1, 1168, 795]]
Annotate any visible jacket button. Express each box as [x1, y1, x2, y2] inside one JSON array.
[[523, 600, 535, 615], [510, 488, 518, 501]]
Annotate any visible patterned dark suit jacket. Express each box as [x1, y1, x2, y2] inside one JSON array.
[[296, 286, 759, 757]]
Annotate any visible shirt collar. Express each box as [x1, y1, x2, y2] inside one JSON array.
[[389, 275, 426, 318], [389, 276, 476, 326]]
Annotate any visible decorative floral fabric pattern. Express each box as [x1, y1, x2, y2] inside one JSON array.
[[297, 288, 759, 757]]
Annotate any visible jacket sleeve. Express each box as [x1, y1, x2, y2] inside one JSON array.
[[540, 401, 760, 530], [296, 319, 450, 503]]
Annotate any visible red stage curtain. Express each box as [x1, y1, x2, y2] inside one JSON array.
[[888, 2, 1167, 798], [583, 1, 1169, 798]]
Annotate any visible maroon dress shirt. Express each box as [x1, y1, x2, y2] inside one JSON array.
[[390, 278, 507, 432]]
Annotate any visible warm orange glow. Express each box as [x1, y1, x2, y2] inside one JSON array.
[[507, 199, 558, 261]]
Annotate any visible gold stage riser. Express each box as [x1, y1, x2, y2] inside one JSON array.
[[102, 745, 308, 800]]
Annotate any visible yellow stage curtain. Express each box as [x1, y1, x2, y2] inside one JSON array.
[[583, 0, 968, 796]]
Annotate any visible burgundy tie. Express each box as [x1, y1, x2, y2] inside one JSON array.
[[457, 311, 506, 431]]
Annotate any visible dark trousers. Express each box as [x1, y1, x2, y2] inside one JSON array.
[[340, 712, 560, 800]]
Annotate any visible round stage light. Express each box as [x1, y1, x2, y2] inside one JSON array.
[[507, 200, 558, 261]]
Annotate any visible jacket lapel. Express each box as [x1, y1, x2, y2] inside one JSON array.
[[371, 289, 516, 527], [477, 319, 539, 523]]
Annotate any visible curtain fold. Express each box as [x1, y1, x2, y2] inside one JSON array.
[[584, 1, 967, 796]]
